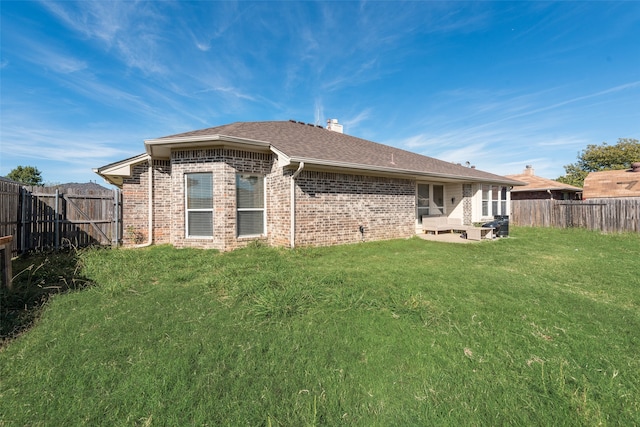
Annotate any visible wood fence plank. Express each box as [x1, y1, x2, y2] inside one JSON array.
[[0, 180, 122, 253], [511, 198, 640, 233]]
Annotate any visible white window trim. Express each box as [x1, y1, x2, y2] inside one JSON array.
[[236, 174, 267, 238], [479, 184, 509, 220], [185, 173, 214, 238], [416, 182, 446, 223]]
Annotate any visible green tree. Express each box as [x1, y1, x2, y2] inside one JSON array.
[[557, 138, 640, 187], [6, 165, 43, 186]]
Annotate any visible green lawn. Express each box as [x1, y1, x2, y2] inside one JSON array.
[[1, 227, 639, 426]]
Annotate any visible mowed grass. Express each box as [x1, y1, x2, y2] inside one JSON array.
[[1, 227, 639, 426]]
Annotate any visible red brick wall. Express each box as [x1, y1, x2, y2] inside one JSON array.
[[121, 162, 150, 245], [170, 148, 277, 251], [152, 160, 171, 243], [293, 171, 415, 247], [121, 151, 419, 250], [267, 163, 292, 247]]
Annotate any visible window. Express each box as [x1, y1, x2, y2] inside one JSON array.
[[482, 185, 490, 216], [236, 174, 265, 237], [185, 173, 213, 237], [432, 185, 444, 215], [500, 186, 507, 214], [417, 183, 445, 223], [417, 184, 430, 222], [482, 184, 508, 217], [492, 186, 499, 216]]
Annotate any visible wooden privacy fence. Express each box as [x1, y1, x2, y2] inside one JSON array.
[[0, 177, 121, 255], [511, 199, 640, 233]]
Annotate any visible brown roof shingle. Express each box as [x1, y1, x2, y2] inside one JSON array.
[[583, 168, 640, 199], [152, 121, 521, 185], [504, 173, 582, 192]]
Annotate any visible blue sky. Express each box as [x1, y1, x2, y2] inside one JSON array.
[[1, 1, 639, 185]]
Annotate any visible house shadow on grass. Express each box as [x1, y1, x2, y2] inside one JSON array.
[[0, 248, 95, 346]]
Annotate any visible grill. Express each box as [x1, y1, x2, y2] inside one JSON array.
[[482, 215, 509, 237]]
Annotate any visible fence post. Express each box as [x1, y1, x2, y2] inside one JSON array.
[[20, 187, 27, 254], [54, 189, 60, 249], [0, 236, 12, 290]]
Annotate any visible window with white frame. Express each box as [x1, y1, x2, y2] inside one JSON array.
[[417, 183, 445, 223], [492, 186, 499, 216], [236, 174, 265, 237], [417, 184, 430, 222], [482, 184, 508, 217], [185, 173, 213, 237], [432, 184, 444, 215], [482, 185, 490, 216]]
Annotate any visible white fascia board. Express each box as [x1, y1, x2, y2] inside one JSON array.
[[270, 146, 292, 168], [93, 153, 150, 187], [144, 134, 271, 157], [95, 153, 150, 176]]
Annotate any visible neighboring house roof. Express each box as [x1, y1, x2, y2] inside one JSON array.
[[142, 120, 522, 185], [49, 182, 112, 192], [0, 176, 20, 185], [505, 166, 582, 193], [582, 164, 640, 199]]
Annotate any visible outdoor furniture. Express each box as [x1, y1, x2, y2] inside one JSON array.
[[421, 215, 464, 235], [465, 227, 494, 241], [422, 216, 493, 241], [1, 235, 13, 290]]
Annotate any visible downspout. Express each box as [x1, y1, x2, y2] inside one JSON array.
[[547, 189, 554, 200], [290, 162, 305, 249], [134, 159, 154, 248]]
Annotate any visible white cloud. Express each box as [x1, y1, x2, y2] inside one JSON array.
[[40, 0, 167, 75], [2, 124, 135, 165], [344, 109, 372, 130], [434, 142, 488, 165], [8, 34, 87, 74], [40, 0, 124, 44], [314, 99, 325, 127]]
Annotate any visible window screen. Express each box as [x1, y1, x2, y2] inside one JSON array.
[[236, 174, 265, 236], [186, 173, 213, 237], [492, 186, 499, 216], [482, 185, 490, 216]]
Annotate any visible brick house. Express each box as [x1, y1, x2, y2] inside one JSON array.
[[94, 120, 522, 250], [505, 165, 582, 200]]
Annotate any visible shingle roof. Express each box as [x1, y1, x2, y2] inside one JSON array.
[[504, 173, 582, 192], [150, 121, 521, 185], [583, 168, 640, 199]]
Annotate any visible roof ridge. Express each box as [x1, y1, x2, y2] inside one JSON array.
[[145, 121, 521, 185]]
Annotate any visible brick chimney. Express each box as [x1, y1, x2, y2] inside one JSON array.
[[326, 119, 343, 134], [524, 165, 535, 176]]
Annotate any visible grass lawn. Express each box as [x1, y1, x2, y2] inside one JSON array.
[[1, 227, 639, 426]]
